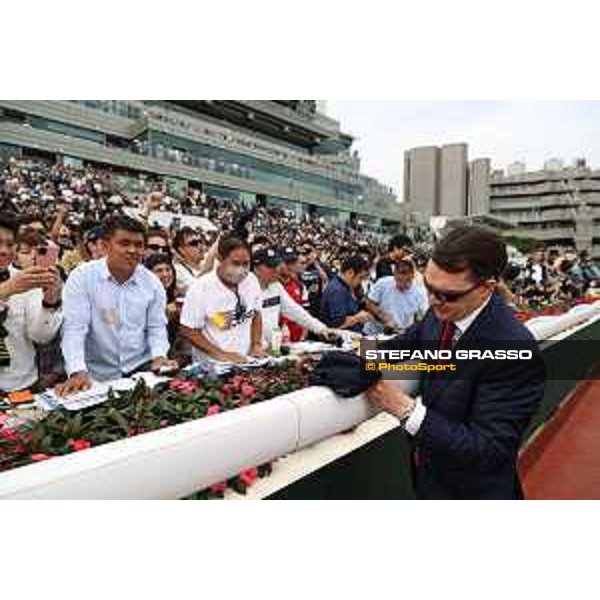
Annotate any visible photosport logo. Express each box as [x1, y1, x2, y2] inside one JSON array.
[[359, 338, 551, 384]]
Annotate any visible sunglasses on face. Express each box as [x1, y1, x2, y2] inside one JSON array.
[[186, 239, 202, 248], [424, 278, 483, 303], [148, 244, 169, 252]]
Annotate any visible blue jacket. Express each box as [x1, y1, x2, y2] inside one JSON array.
[[390, 293, 545, 499]]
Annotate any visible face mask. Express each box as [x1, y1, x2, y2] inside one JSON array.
[[221, 265, 249, 285]]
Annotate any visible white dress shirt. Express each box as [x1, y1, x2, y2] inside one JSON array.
[[404, 295, 493, 436], [0, 266, 63, 392], [61, 258, 169, 382]]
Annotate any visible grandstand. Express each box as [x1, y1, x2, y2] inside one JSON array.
[[0, 101, 400, 234]]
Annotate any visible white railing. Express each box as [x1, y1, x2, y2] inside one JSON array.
[[1, 301, 599, 499]]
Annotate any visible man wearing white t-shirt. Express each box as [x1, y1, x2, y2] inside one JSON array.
[[252, 247, 329, 348], [180, 236, 266, 363]]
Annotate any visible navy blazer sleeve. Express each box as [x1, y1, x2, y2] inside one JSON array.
[[416, 358, 545, 473]]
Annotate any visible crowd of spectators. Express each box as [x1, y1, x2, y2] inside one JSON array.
[[0, 155, 598, 397]]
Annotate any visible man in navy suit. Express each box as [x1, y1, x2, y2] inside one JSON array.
[[368, 226, 545, 499]]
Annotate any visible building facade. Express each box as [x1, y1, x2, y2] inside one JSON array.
[[403, 143, 470, 222], [488, 162, 600, 257], [402, 142, 600, 256], [0, 100, 400, 233]]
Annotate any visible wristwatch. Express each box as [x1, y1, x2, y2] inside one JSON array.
[[42, 299, 62, 310], [398, 398, 417, 428]]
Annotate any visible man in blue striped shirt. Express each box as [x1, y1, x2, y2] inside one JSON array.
[[57, 216, 177, 396]]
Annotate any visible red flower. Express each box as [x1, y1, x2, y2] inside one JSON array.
[[70, 439, 91, 452], [31, 454, 51, 461], [241, 383, 256, 398], [210, 481, 227, 494], [207, 405, 220, 417], [239, 467, 258, 486], [0, 428, 19, 442]]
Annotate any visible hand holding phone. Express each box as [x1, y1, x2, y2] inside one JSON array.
[[35, 245, 60, 269]]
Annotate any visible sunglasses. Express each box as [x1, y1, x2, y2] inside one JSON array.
[[148, 244, 169, 252], [186, 239, 203, 248], [424, 278, 483, 303]]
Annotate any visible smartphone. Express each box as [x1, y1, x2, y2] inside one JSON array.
[[35, 245, 60, 269]]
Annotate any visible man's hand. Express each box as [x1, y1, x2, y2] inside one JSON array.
[[319, 329, 343, 346], [250, 343, 268, 358], [42, 267, 62, 305], [366, 380, 416, 420], [150, 357, 179, 374], [166, 302, 180, 321], [55, 371, 92, 397], [353, 310, 373, 325], [0, 267, 57, 301], [141, 192, 163, 218]]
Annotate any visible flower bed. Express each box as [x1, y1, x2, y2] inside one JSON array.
[[0, 359, 315, 498], [513, 296, 598, 322]]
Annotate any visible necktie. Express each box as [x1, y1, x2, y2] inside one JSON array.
[[438, 321, 457, 353], [427, 321, 457, 393]]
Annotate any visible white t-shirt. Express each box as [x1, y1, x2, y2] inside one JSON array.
[[260, 281, 326, 347], [174, 260, 203, 296], [181, 270, 262, 360]]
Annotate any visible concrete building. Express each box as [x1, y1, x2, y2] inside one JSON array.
[[403, 145, 440, 222], [488, 160, 600, 258], [439, 143, 468, 216], [0, 100, 400, 233], [404, 142, 472, 221], [468, 158, 491, 215]]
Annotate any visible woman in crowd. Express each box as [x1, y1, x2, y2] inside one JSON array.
[[13, 227, 45, 270], [143, 253, 187, 363]]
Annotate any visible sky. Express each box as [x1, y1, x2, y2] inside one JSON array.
[[327, 101, 600, 197]]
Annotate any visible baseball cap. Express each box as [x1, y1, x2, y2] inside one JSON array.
[[281, 246, 298, 263], [84, 225, 107, 244], [253, 247, 282, 268]]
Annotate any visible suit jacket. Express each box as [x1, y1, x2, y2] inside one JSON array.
[[384, 292, 545, 500]]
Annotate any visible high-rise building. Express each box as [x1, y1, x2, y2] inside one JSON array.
[[404, 143, 469, 220], [403, 145, 440, 221], [468, 158, 491, 215], [439, 143, 468, 216]]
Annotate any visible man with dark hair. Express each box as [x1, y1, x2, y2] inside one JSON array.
[[253, 247, 329, 349], [368, 225, 545, 499], [299, 244, 329, 319], [279, 247, 311, 342], [58, 215, 177, 395], [0, 213, 63, 392], [375, 233, 413, 280], [180, 235, 265, 363], [367, 259, 429, 332], [172, 226, 219, 294], [320, 254, 373, 332]]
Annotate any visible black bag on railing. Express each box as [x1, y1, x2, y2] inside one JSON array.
[[309, 351, 381, 398]]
